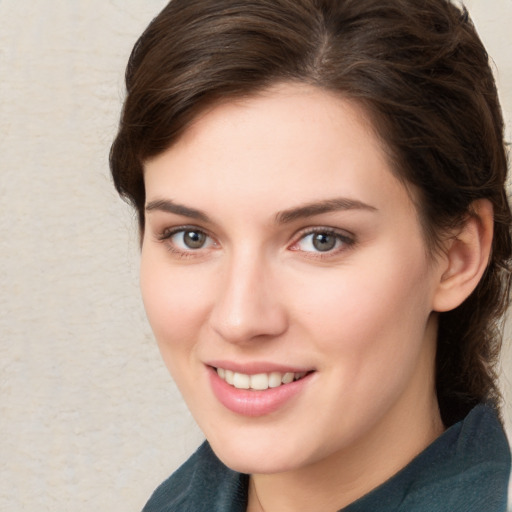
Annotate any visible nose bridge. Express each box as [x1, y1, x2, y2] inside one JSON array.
[[209, 245, 287, 343]]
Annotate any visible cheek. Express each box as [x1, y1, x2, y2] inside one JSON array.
[[290, 248, 433, 362], [139, 251, 212, 357], [286, 253, 436, 434]]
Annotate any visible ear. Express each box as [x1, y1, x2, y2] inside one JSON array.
[[432, 199, 494, 313]]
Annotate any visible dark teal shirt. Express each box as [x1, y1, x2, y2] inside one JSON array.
[[142, 404, 511, 511]]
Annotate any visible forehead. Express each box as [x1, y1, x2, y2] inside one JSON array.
[[143, 83, 418, 225]]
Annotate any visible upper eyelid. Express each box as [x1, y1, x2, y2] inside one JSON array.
[[157, 224, 353, 237], [292, 226, 355, 242], [158, 224, 213, 240]]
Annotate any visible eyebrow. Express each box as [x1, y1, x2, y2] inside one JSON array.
[[145, 199, 211, 222], [275, 197, 377, 224], [145, 196, 377, 224]]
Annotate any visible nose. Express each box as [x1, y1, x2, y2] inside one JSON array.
[[209, 250, 288, 344]]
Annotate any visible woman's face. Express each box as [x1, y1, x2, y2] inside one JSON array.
[[141, 84, 445, 475]]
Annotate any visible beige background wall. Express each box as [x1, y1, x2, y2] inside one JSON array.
[[0, 1, 510, 511]]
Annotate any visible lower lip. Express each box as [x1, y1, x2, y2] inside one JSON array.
[[208, 367, 314, 417]]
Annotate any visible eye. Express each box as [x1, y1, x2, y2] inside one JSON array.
[[292, 229, 353, 254], [177, 230, 208, 249], [160, 227, 216, 253]]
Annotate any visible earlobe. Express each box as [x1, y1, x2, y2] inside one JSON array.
[[432, 199, 494, 313]]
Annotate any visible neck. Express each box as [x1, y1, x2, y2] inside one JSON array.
[[247, 321, 444, 512], [248, 398, 443, 512]]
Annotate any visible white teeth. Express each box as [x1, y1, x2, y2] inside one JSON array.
[[250, 373, 269, 390], [268, 372, 282, 388], [225, 369, 234, 385], [232, 372, 250, 389], [281, 372, 294, 384], [216, 368, 309, 390]]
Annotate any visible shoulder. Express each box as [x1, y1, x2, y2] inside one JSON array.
[[401, 404, 511, 511], [344, 404, 511, 512], [141, 441, 248, 512]]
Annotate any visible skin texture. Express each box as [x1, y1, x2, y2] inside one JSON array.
[[140, 84, 492, 512]]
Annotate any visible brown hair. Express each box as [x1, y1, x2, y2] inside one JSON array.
[[110, 0, 511, 426]]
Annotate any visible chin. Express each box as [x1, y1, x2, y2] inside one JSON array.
[[211, 444, 302, 475], [204, 426, 321, 475]]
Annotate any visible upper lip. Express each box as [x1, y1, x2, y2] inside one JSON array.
[[206, 360, 314, 375]]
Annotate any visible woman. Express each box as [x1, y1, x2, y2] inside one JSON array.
[[110, 0, 511, 510]]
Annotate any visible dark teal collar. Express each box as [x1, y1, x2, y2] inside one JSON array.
[[142, 404, 511, 512], [341, 404, 510, 511]]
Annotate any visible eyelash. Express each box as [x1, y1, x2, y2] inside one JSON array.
[[157, 225, 217, 259], [289, 227, 355, 258], [156, 226, 355, 259]]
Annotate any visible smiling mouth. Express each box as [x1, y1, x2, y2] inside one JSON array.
[[214, 367, 312, 391]]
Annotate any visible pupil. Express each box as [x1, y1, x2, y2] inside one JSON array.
[[312, 233, 336, 252], [184, 231, 205, 249]]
